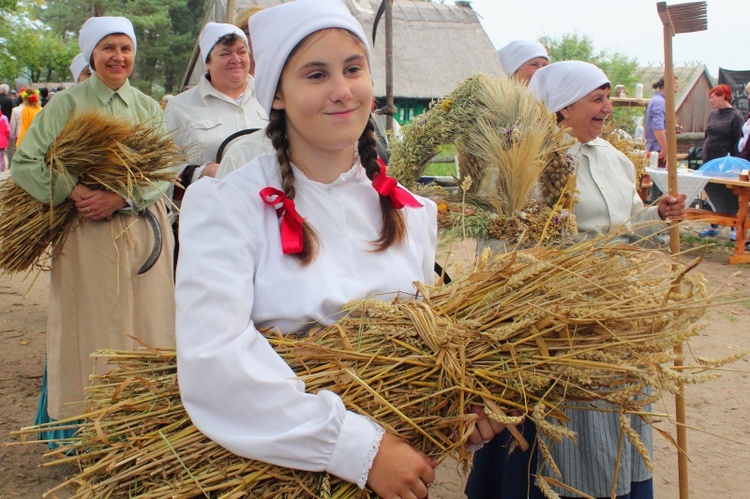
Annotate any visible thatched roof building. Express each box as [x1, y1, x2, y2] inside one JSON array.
[[181, 0, 503, 122]]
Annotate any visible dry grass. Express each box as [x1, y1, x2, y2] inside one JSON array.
[[12, 230, 746, 498], [0, 112, 182, 273]]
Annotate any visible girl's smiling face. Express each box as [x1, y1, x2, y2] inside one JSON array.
[[560, 85, 613, 143], [272, 29, 373, 157]]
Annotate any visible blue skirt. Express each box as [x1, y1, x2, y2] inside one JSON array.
[[35, 360, 79, 449], [465, 421, 653, 499]]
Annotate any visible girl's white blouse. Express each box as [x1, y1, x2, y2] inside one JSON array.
[[175, 151, 437, 488]]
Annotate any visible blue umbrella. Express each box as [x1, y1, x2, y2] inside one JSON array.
[[694, 155, 750, 178]]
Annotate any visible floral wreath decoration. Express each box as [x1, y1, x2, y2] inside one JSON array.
[[387, 73, 578, 247]]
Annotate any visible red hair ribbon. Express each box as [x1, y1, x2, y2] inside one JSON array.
[[259, 187, 305, 254], [372, 158, 423, 209]]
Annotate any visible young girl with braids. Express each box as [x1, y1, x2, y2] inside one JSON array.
[[175, 1, 505, 496]]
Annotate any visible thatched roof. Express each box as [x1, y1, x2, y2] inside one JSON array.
[[182, 0, 504, 99]]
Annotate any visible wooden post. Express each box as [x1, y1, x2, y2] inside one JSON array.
[[384, 0, 394, 132], [226, 0, 235, 24], [658, 3, 689, 497]]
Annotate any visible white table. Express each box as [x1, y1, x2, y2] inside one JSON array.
[[646, 168, 711, 208]]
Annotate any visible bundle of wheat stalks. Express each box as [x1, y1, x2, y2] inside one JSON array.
[[15, 233, 742, 498], [388, 74, 576, 244], [0, 111, 180, 273]]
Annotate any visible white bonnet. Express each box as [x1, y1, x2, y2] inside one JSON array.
[[250, 0, 370, 117], [497, 40, 548, 76], [69, 53, 89, 82], [527, 61, 610, 113], [199, 22, 248, 63], [79, 17, 137, 65]]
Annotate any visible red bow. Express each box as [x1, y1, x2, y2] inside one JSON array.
[[372, 158, 423, 209], [260, 187, 305, 254]]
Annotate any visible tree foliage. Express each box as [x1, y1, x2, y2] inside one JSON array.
[[539, 32, 642, 133], [43, 0, 208, 96], [1, 0, 207, 96], [0, 0, 78, 84]]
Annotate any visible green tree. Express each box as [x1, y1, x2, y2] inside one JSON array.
[[43, 0, 208, 96], [0, 0, 78, 84], [539, 32, 642, 133]]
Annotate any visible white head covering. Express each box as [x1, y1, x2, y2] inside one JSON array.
[[199, 22, 248, 63], [250, 0, 370, 117], [69, 53, 89, 82], [79, 17, 137, 65], [497, 40, 548, 76], [527, 61, 610, 113]]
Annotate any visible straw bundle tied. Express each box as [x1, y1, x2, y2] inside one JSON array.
[[388, 74, 577, 245], [14, 232, 745, 498], [0, 112, 181, 273]]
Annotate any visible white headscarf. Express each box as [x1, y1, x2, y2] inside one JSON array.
[[497, 40, 548, 76], [199, 22, 248, 63], [527, 61, 610, 113], [79, 17, 137, 65], [250, 0, 370, 117], [69, 53, 89, 82]]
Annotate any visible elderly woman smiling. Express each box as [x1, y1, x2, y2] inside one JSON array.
[[529, 61, 685, 499], [466, 61, 687, 499], [530, 61, 686, 243], [11, 16, 175, 448], [165, 22, 266, 184]]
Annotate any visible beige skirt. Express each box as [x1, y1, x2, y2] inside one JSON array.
[[46, 201, 175, 419]]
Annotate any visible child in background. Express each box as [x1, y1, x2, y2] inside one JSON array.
[[0, 114, 10, 171]]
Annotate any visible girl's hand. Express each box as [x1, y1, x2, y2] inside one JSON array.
[[366, 433, 437, 499]]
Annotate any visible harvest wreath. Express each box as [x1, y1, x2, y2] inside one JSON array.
[[387, 73, 577, 246], [14, 232, 742, 498]]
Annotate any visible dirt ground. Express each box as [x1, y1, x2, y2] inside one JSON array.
[[1, 226, 749, 498]]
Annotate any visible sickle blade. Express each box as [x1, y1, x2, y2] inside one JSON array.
[[137, 209, 163, 275]]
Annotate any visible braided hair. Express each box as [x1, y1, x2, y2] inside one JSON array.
[[266, 109, 320, 265], [357, 117, 407, 250]]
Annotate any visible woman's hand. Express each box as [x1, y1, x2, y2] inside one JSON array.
[[200, 162, 220, 179], [70, 183, 128, 221], [465, 405, 507, 449], [366, 433, 437, 499], [657, 193, 687, 221]]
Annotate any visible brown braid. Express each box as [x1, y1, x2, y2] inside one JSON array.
[[359, 117, 407, 250], [266, 110, 319, 265]]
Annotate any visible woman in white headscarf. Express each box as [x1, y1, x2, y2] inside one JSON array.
[[497, 40, 549, 84], [69, 53, 91, 83], [11, 16, 175, 447], [468, 61, 686, 499], [165, 22, 266, 186], [175, 0, 504, 496], [165, 22, 267, 262]]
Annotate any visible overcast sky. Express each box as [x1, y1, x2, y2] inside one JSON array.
[[453, 0, 747, 78]]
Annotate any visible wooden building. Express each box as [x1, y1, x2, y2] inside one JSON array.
[[634, 64, 715, 134], [180, 0, 504, 124]]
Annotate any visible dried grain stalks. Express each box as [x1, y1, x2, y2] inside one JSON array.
[[602, 121, 648, 191], [13, 234, 746, 498], [0, 112, 182, 273], [388, 74, 576, 244]]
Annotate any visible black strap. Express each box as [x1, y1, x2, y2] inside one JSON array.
[[215, 128, 261, 163]]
